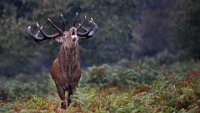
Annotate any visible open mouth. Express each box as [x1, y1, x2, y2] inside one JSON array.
[[72, 37, 76, 42], [72, 30, 75, 35], [71, 35, 77, 42]]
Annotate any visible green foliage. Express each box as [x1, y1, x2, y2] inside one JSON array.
[[80, 63, 156, 88], [0, 73, 55, 102], [0, 61, 200, 112]]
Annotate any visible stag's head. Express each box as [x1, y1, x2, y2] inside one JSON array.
[[27, 12, 97, 47]]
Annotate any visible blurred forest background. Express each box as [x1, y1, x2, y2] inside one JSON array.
[[0, 0, 199, 76]]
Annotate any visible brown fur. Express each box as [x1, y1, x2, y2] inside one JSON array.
[[51, 33, 81, 109], [57, 43, 81, 90]]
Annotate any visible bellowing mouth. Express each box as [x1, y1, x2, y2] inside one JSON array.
[[72, 35, 77, 42], [72, 30, 75, 35], [72, 38, 76, 42]]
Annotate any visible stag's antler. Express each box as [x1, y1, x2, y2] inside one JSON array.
[[27, 24, 61, 42], [77, 17, 98, 38], [60, 13, 65, 31], [27, 12, 97, 42], [73, 13, 98, 38], [27, 13, 66, 42]]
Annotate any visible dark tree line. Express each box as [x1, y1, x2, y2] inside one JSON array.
[[133, 0, 200, 60], [177, 0, 200, 59], [0, 0, 200, 76]]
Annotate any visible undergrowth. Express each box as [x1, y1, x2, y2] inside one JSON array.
[[0, 61, 200, 113]]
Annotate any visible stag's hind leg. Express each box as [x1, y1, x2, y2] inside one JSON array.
[[56, 84, 66, 109]]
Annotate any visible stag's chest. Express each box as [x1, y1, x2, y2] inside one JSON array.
[[58, 45, 80, 73]]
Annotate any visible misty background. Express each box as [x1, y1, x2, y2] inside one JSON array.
[[0, 0, 199, 76]]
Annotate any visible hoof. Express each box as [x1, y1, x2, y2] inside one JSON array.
[[61, 101, 66, 109]]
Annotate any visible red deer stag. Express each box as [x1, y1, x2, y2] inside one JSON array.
[[26, 13, 97, 109]]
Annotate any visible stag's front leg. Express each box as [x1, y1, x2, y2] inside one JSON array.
[[67, 86, 76, 106], [67, 90, 73, 106], [56, 84, 66, 109]]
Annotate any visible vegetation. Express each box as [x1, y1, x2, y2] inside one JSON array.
[[0, 61, 200, 112]]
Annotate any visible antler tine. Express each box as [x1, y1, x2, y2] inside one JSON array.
[[27, 26, 45, 42], [26, 22, 61, 42], [60, 13, 65, 31], [78, 23, 87, 32], [73, 12, 78, 27], [36, 22, 61, 39], [36, 26, 43, 36], [77, 16, 87, 30], [48, 18, 63, 35], [77, 18, 98, 38], [78, 17, 93, 32]]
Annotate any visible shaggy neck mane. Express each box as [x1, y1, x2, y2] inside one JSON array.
[[58, 43, 80, 79]]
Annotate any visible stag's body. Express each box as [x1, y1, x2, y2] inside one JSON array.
[[27, 13, 97, 109], [52, 44, 81, 91], [51, 41, 81, 108]]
